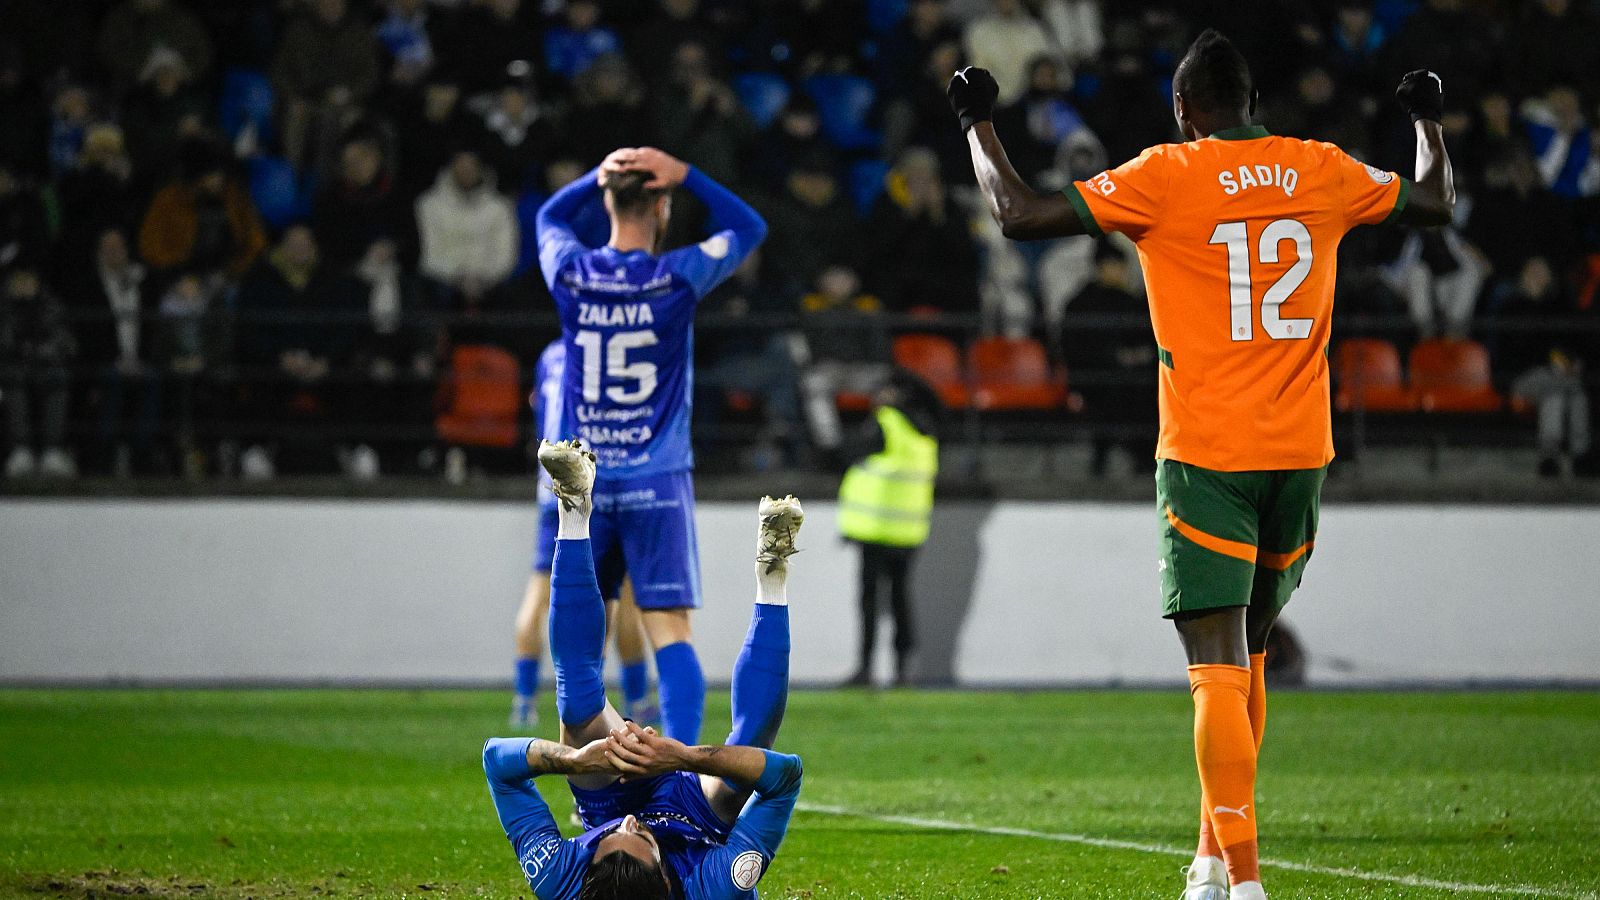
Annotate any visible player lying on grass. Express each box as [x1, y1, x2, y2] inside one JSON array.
[[949, 28, 1454, 900], [484, 440, 804, 899]]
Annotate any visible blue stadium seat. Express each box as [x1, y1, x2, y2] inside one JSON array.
[[733, 73, 791, 130], [804, 75, 881, 152], [248, 156, 309, 230], [867, 0, 908, 34], [849, 159, 891, 215], [219, 68, 275, 146]]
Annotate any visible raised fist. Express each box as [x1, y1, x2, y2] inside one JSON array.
[[947, 66, 1000, 132], [1395, 70, 1443, 124]]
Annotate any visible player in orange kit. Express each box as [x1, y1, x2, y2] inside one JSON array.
[[948, 29, 1455, 900]]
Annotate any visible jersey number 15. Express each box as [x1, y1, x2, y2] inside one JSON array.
[[575, 329, 658, 404], [1209, 219, 1314, 342]]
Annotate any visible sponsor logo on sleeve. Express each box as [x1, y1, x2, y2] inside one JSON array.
[[730, 850, 766, 890], [699, 234, 731, 259], [1363, 163, 1395, 185]]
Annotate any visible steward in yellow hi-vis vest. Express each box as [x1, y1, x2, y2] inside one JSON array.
[[838, 372, 942, 688], [837, 405, 938, 548]]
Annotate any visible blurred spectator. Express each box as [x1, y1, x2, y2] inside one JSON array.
[[70, 229, 162, 475], [450, 0, 538, 96], [2, 266, 76, 478], [1466, 153, 1578, 288], [760, 151, 861, 300], [374, 0, 440, 89], [963, 0, 1056, 106], [562, 54, 648, 167], [1382, 0, 1497, 104], [1327, 1, 1389, 99], [415, 149, 518, 304], [1460, 92, 1524, 186], [1040, 0, 1104, 71], [884, 38, 973, 185], [863, 147, 979, 313], [694, 250, 808, 468], [1387, 228, 1489, 341], [649, 40, 753, 185], [120, 48, 207, 185], [1522, 85, 1600, 201], [235, 225, 368, 475], [95, 0, 212, 97], [473, 72, 558, 191], [1507, 0, 1600, 99], [397, 77, 472, 199], [991, 56, 1088, 188], [741, 0, 865, 79], [138, 140, 269, 283], [1081, 22, 1177, 167], [798, 265, 892, 453], [544, 0, 621, 84], [47, 84, 96, 177], [627, 0, 723, 77], [747, 95, 827, 190], [1265, 65, 1371, 156], [875, 0, 962, 104], [0, 161, 51, 271], [272, 0, 380, 171], [314, 133, 413, 271], [1490, 258, 1591, 476], [1060, 240, 1157, 476], [350, 237, 437, 475], [54, 125, 142, 274]]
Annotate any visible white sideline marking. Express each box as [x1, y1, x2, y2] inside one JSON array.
[[797, 803, 1598, 899]]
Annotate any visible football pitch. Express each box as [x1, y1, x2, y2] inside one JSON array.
[[2, 689, 1596, 899]]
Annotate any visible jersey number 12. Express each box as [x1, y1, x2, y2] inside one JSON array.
[[1209, 219, 1314, 342], [575, 329, 658, 404]]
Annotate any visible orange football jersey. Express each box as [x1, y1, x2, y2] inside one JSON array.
[[1066, 126, 1408, 471]]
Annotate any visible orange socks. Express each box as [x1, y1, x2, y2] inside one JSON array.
[[1189, 662, 1261, 886], [1197, 654, 1267, 860]]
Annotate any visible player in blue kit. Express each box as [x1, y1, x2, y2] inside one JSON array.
[[535, 146, 767, 744], [484, 440, 804, 900], [512, 340, 657, 729]]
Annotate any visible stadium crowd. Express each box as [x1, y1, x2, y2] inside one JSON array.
[[0, 0, 1597, 480]]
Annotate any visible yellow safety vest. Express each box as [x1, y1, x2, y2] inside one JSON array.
[[837, 406, 938, 548]]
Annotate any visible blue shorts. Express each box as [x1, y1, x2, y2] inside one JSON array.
[[530, 502, 560, 573], [569, 770, 732, 844], [590, 471, 701, 610]]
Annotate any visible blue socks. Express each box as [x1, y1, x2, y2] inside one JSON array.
[[728, 604, 791, 749], [621, 659, 650, 712], [513, 657, 541, 700], [654, 641, 705, 744], [550, 539, 606, 726]]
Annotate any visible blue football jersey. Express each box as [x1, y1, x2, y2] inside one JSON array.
[[536, 167, 766, 479], [484, 738, 803, 900]]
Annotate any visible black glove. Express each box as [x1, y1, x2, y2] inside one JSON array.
[[1395, 69, 1443, 124], [947, 66, 999, 132]]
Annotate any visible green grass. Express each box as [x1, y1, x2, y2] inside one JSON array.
[[1, 689, 1597, 899]]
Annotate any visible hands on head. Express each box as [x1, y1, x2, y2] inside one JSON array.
[[598, 147, 690, 191]]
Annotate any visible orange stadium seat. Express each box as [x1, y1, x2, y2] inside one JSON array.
[[834, 391, 874, 412], [436, 345, 523, 448], [1333, 338, 1417, 412], [892, 333, 968, 408], [966, 336, 1068, 411], [1409, 338, 1503, 413]]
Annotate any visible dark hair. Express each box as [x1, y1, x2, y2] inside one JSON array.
[[602, 168, 665, 217], [1172, 29, 1253, 116], [579, 850, 671, 900]]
